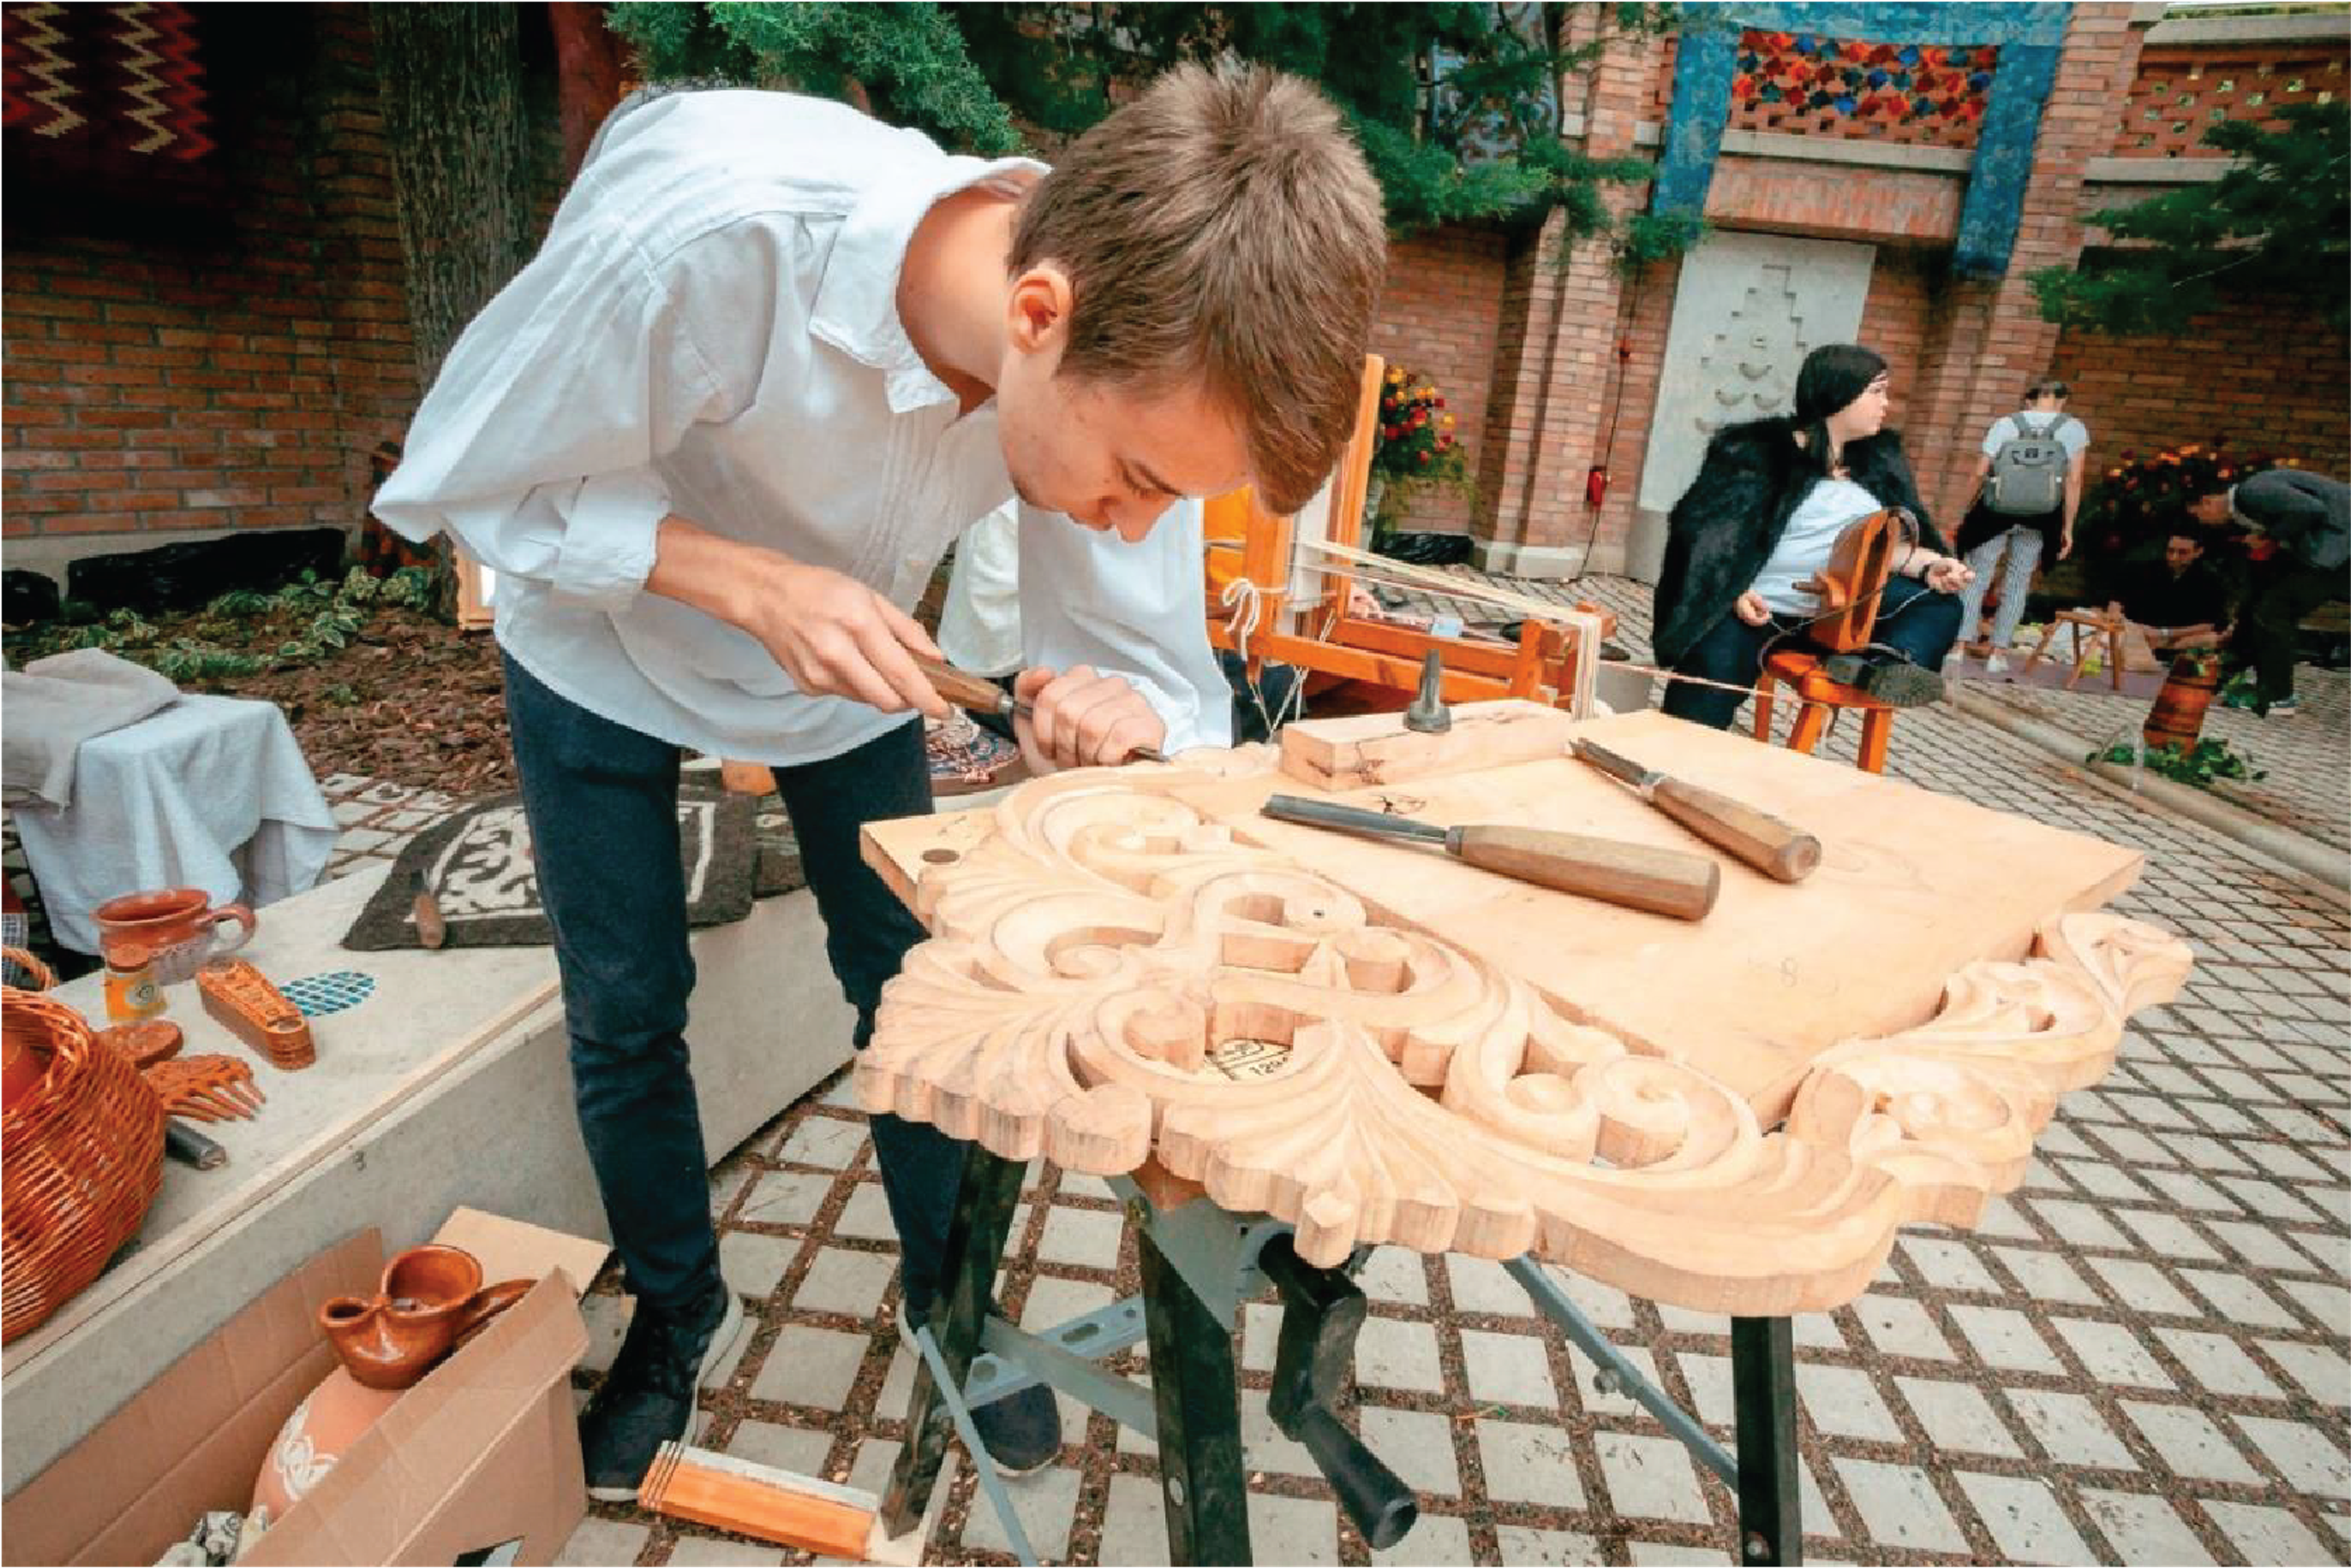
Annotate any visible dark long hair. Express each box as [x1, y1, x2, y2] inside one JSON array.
[[1791, 343, 1889, 478]]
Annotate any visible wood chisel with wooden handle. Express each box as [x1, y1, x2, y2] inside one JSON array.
[[1571, 738, 1821, 883], [912, 652, 1168, 764], [1261, 794, 1719, 921]]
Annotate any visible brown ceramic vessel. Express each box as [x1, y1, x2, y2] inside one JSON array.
[[94, 888, 255, 986], [317, 1244, 531, 1390]]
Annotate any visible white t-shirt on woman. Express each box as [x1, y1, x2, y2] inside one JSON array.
[[1751, 476, 1883, 617]]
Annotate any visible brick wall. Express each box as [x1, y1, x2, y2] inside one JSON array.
[[1471, 18, 1668, 568], [1854, 247, 1940, 447], [1368, 225, 1507, 535], [1586, 258, 1676, 563], [2052, 286, 2351, 478], [3, 9, 416, 572]]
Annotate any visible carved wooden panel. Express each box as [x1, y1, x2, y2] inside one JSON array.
[[857, 760, 2189, 1315]]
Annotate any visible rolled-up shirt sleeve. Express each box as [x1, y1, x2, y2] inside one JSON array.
[[1018, 497, 1234, 755], [372, 219, 740, 617]]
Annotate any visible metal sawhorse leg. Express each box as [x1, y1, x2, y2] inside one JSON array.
[[883, 1149, 1805, 1565]]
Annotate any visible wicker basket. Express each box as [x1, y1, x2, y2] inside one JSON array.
[[3, 985, 167, 1344]]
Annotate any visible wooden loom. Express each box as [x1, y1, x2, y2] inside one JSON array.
[[1205, 355, 1610, 717], [1796, 506, 1906, 653]]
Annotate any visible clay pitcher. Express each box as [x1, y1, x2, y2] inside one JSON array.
[[251, 1366, 403, 1521], [94, 888, 255, 986], [2143, 650, 2221, 752], [318, 1245, 531, 1390]]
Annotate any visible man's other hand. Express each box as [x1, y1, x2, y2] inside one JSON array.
[[1014, 664, 1166, 771]]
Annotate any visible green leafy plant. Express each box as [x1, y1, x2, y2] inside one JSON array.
[[606, 2, 1697, 260], [606, 2, 1020, 154], [2031, 100, 2350, 334], [206, 588, 274, 618], [2093, 736, 2265, 788], [5, 565, 446, 683]]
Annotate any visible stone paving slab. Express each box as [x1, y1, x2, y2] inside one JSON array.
[[1959, 664, 2349, 857]]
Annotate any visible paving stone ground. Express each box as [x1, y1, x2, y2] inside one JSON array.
[[287, 576, 2347, 1566], [8, 564, 2336, 1567], [1959, 661, 2350, 857]]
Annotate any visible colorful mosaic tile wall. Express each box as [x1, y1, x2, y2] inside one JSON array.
[[2115, 47, 2346, 159], [1729, 29, 1997, 149]]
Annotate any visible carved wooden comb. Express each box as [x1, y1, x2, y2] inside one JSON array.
[[144, 1054, 266, 1122]]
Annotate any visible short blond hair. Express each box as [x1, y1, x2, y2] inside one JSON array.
[[1012, 64, 1386, 516]]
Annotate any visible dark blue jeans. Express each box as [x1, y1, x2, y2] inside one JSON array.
[[1660, 575, 1963, 730], [503, 653, 967, 1319]]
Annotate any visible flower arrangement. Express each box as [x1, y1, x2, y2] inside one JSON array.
[[1372, 367, 1469, 489], [2077, 441, 2297, 557]]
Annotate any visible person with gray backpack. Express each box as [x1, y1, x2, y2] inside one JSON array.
[[1949, 378, 2090, 674]]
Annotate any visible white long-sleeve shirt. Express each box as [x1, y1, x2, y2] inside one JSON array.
[[373, 88, 1229, 763]]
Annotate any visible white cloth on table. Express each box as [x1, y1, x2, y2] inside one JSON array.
[[10, 695, 336, 955], [2, 648, 182, 808]]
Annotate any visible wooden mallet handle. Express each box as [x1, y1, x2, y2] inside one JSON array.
[[1447, 825, 1720, 921]]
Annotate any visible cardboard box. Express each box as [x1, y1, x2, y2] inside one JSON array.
[[5, 1210, 607, 1567]]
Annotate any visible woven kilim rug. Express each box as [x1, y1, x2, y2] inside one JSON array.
[[342, 787, 800, 951]]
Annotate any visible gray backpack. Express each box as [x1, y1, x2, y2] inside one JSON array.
[[1984, 413, 2076, 517]]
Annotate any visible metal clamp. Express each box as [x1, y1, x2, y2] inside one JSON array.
[[1257, 1234, 1419, 1548]]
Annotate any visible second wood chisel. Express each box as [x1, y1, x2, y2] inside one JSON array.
[[1261, 794, 1719, 920], [1570, 739, 1821, 883]]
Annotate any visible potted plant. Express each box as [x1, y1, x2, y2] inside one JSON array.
[[2064, 441, 2299, 606], [1368, 366, 1470, 549]]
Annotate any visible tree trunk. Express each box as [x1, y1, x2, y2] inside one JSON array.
[[370, 2, 533, 619]]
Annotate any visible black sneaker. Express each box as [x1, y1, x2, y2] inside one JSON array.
[[898, 1304, 1064, 1477], [972, 1382, 1062, 1477], [1821, 651, 1945, 708], [582, 1283, 746, 1502]]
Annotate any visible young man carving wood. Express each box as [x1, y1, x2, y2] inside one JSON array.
[[375, 67, 1385, 1496]]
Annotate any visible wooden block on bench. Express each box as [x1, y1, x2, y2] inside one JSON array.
[[196, 958, 315, 1070]]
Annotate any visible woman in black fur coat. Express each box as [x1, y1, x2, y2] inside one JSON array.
[[1652, 343, 1974, 730]]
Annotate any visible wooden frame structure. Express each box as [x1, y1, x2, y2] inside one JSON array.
[[1205, 356, 1603, 716]]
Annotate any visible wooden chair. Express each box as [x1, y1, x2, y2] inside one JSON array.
[[1204, 355, 1607, 716], [1753, 650, 1897, 774], [2019, 607, 2124, 691], [1748, 508, 1909, 776]]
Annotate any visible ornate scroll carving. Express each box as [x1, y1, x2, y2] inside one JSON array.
[[858, 771, 2190, 1315], [1785, 912, 2194, 1229]]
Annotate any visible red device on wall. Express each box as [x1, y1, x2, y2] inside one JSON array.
[[1586, 465, 1609, 508]]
